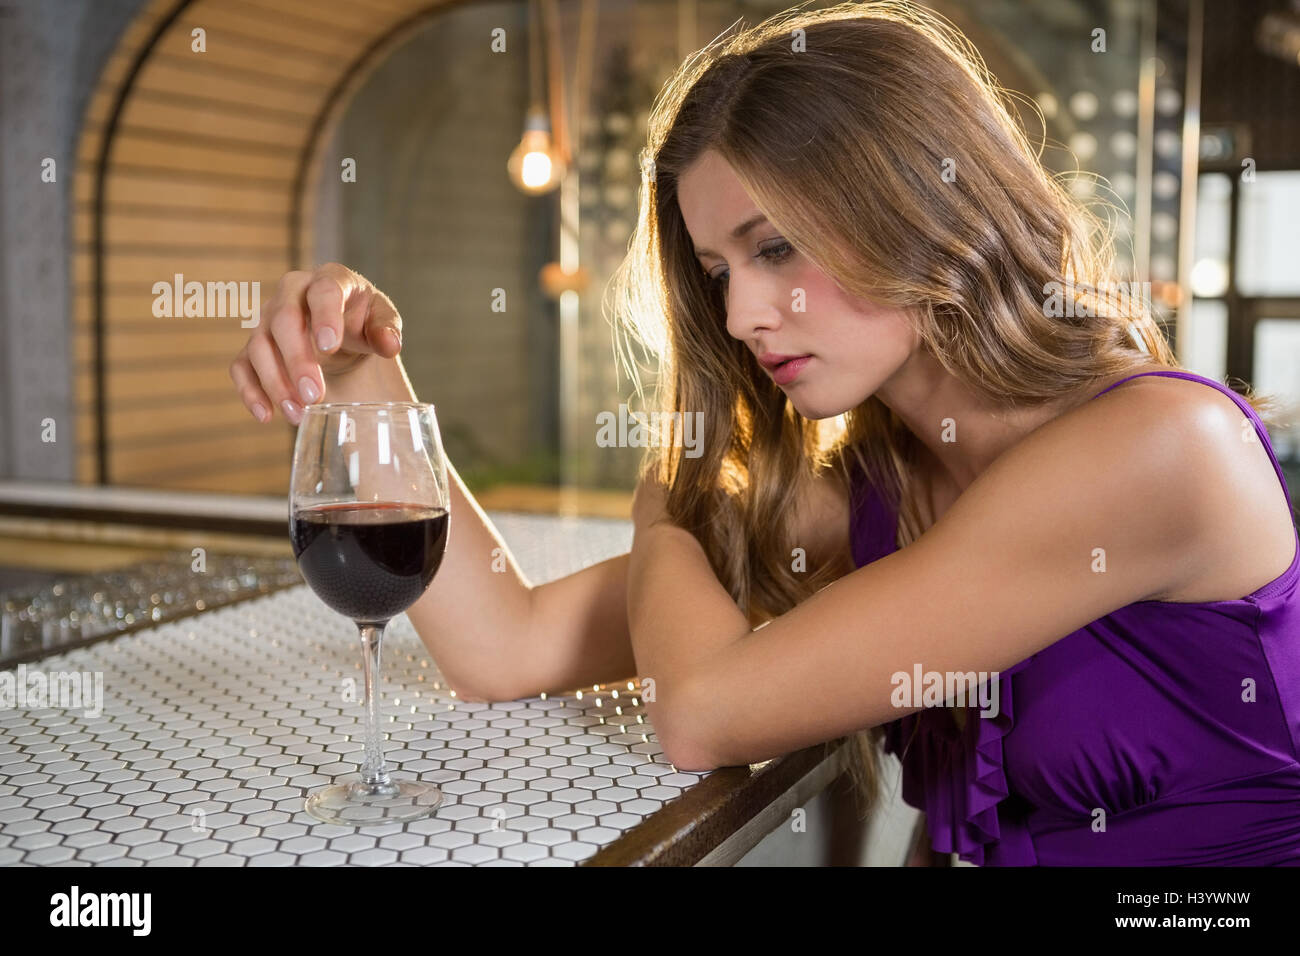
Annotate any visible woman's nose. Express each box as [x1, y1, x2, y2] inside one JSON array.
[[724, 277, 783, 342]]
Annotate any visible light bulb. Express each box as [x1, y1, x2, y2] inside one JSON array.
[[508, 108, 566, 194], [520, 150, 552, 188], [1190, 258, 1229, 298]]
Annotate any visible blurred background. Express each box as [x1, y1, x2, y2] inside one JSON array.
[[1, 0, 1298, 514]]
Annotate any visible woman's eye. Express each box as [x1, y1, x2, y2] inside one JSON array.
[[704, 241, 793, 287], [759, 241, 794, 263]]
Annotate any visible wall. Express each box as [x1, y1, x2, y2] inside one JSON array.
[[316, 1, 559, 486], [0, 0, 148, 481]]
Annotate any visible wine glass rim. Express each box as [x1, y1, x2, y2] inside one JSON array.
[[305, 401, 436, 411]]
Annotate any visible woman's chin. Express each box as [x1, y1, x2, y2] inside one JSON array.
[[787, 393, 851, 421]]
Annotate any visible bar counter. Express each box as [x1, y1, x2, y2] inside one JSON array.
[[0, 492, 845, 866]]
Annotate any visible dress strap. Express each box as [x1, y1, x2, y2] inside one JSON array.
[[1088, 369, 1295, 515]]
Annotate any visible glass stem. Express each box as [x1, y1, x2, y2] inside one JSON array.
[[357, 622, 393, 788]]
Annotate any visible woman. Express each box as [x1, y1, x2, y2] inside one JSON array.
[[229, 1, 1300, 865]]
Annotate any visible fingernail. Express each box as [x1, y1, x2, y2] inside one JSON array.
[[388, 327, 402, 351], [251, 403, 269, 423], [316, 327, 337, 351], [298, 377, 320, 403], [282, 399, 302, 424]]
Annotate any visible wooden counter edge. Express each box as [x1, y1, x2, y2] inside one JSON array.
[[582, 738, 849, 867]]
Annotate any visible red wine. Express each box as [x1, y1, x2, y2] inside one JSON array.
[[291, 502, 449, 623]]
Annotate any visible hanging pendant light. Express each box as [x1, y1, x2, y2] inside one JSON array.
[[508, 0, 566, 194], [508, 107, 566, 194]]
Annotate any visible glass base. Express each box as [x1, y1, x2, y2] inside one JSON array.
[[305, 777, 442, 826]]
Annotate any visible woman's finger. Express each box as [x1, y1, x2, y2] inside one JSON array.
[[361, 287, 403, 357], [247, 333, 303, 424], [305, 263, 360, 354], [228, 350, 272, 423], [269, 294, 323, 407]]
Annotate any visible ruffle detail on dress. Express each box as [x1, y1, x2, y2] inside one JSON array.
[[883, 656, 1038, 866]]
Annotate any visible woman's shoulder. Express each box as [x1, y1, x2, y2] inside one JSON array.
[[1073, 363, 1265, 422], [1059, 364, 1275, 473], [1057, 363, 1256, 447], [1053, 365, 1296, 603]]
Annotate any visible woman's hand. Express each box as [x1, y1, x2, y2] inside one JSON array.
[[228, 262, 406, 425]]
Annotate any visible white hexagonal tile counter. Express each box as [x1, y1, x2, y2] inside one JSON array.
[[0, 512, 713, 865]]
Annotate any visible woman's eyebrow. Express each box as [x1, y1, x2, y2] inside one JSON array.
[[693, 213, 770, 259]]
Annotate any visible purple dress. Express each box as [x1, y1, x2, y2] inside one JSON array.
[[851, 370, 1300, 865]]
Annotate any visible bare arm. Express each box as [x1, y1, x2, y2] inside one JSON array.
[[328, 360, 637, 701], [405, 460, 637, 702], [634, 387, 1211, 771], [229, 263, 636, 703], [419, 459, 846, 703], [450, 465, 848, 703]]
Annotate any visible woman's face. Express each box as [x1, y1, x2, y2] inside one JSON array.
[[677, 149, 921, 420]]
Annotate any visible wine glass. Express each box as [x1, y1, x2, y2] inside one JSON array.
[[288, 402, 451, 826]]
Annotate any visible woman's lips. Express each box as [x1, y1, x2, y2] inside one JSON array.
[[770, 355, 811, 386]]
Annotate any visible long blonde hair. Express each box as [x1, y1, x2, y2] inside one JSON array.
[[605, 0, 1281, 820]]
